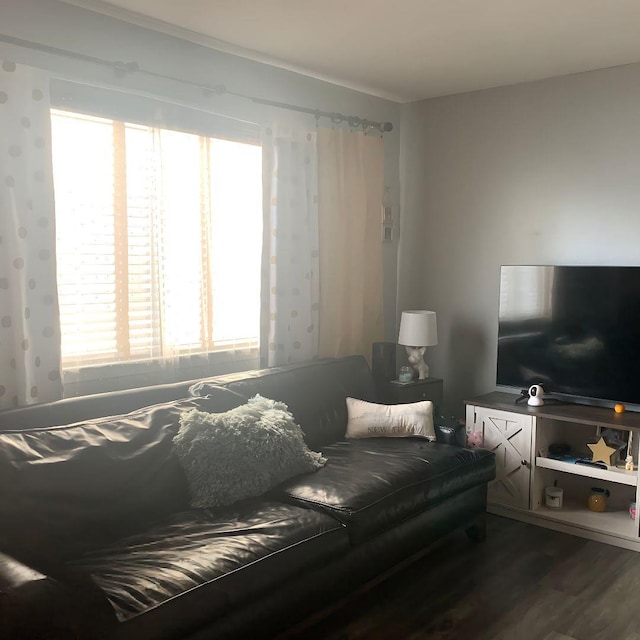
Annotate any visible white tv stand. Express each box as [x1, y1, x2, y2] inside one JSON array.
[[466, 392, 640, 551]]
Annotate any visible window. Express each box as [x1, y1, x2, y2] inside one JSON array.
[[50, 109, 262, 368]]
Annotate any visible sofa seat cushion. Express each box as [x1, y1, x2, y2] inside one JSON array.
[[71, 500, 348, 629], [277, 439, 495, 543]]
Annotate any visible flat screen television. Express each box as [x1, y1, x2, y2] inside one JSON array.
[[496, 265, 640, 408]]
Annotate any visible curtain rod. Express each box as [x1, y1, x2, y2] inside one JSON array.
[[0, 34, 394, 134]]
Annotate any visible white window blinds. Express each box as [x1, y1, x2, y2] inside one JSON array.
[[51, 109, 262, 367]]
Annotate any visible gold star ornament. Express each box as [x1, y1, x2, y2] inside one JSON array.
[[587, 437, 617, 465]]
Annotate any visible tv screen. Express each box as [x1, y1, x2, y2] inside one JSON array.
[[497, 265, 640, 407]]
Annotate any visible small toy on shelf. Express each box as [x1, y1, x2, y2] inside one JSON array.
[[625, 455, 634, 471]]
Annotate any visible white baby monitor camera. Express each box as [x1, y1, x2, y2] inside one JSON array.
[[527, 384, 545, 406]]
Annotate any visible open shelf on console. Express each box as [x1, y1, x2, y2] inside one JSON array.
[[533, 500, 637, 540], [533, 463, 638, 541], [535, 456, 637, 487]]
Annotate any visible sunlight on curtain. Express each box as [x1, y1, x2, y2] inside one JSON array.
[[317, 128, 384, 361], [0, 60, 62, 409], [261, 126, 319, 366]]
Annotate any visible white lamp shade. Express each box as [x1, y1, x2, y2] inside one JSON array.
[[398, 310, 438, 347]]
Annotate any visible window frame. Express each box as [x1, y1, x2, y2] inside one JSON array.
[[50, 81, 263, 392]]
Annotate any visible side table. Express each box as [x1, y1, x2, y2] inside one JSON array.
[[376, 377, 443, 413]]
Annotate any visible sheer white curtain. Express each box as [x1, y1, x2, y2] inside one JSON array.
[[317, 128, 384, 360], [0, 60, 62, 409], [261, 126, 320, 366]]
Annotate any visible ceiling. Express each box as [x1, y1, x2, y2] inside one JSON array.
[[64, 0, 640, 103]]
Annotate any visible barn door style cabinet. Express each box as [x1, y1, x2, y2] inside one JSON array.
[[466, 392, 640, 551]]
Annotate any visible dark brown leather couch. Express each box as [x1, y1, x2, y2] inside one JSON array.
[[0, 356, 495, 639]]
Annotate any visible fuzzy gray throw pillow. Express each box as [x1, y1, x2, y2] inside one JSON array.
[[173, 394, 326, 508]]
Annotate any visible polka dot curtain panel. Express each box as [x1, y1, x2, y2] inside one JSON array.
[[261, 126, 320, 367], [260, 125, 384, 367], [0, 60, 62, 410]]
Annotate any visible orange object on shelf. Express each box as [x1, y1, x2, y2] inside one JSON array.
[[588, 487, 610, 512], [614, 403, 626, 414]]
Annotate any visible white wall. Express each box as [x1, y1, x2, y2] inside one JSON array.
[[0, 0, 402, 345], [399, 62, 640, 415]]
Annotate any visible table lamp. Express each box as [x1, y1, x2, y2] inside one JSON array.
[[398, 310, 438, 380]]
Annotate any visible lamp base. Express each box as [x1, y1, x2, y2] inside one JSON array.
[[405, 346, 429, 380]]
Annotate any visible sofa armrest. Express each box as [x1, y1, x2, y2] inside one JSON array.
[[0, 551, 115, 639], [434, 416, 467, 448]]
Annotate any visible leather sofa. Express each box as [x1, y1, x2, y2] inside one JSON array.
[[0, 355, 495, 640]]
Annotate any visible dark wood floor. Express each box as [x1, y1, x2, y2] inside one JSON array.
[[280, 515, 640, 640]]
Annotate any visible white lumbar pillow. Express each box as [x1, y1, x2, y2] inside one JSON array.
[[345, 397, 435, 440]]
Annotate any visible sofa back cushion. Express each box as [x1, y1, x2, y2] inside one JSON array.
[[0, 378, 199, 431], [0, 389, 245, 565], [189, 356, 377, 450]]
